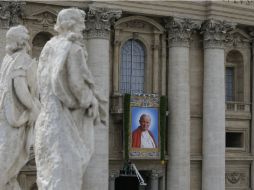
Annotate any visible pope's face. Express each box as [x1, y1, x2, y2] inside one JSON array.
[[139, 116, 151, 131]]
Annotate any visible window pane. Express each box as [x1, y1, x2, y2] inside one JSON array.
[[225, 67, 234, 101], [120, 39, 145, 94]]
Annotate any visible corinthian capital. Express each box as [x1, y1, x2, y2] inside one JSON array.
[[85, 6, 122, 39], [201, 19, 235, 49], [165, 17, 200, 47], [0, 1, 25, 28]]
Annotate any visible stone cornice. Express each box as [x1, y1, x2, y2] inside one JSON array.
[[85, 6, 122, 39], [0, 1, 25, 28], [201, 19, 235, 49], [25, 1, 254, 26], [165, 17, 200, 47]]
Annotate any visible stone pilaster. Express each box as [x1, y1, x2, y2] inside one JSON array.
[[165, 17, 200, 190], [201, 19, 234, 190], [152, 34, 160, 94], [82, 7, 122, 190], [250, 35, 254, 189]]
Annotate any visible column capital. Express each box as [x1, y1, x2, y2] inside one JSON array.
[[164, 17, 200, 47], [201, 19, 235, 49], [0, 1, 25, 28], [85, 6, 122, 40]]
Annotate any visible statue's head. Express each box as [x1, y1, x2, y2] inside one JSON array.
[[6, 25, 30, 55], [54, 8, 86, 35]]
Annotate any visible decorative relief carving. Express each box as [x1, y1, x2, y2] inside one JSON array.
[[164, 17, 200, 47], [201, 19, 235, 49], [223, 0, 254, 5], [24, 8, 57, 31], [126, 20, 145, 28], [85, 6, 122, 39], [226, 172, 246, 184], [0, 1, 25, 28], [225, 29, 251, 48]]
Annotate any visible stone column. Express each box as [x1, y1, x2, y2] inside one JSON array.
[[151, 171, 159, 190], [201, 19, 234, 190], [165, 17, 199, 190], [82, 7, 121, 190]]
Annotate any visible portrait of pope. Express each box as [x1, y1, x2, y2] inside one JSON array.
[[131, 108, 159, 149]]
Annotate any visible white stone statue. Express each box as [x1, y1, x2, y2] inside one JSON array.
[[35, 8, 106, 190], [0, 25, 40, 190]]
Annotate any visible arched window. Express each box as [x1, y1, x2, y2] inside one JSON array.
[[120, 39, 145, 94], [32, 32, 53, 58]]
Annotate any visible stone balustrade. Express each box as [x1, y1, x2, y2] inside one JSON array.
[[226, 101, 251, 112]]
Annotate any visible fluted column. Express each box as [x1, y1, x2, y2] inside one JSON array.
[[83, 7, 121, 190], [165, 17, 199, 190], [201, 19, 234, 190]]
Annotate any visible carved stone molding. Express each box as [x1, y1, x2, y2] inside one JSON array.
[[201, 19, 235, 49], [0, 1, 25, 28], [164, 17, 200, 47], [226, 172, 245, 184], [85, 6, 122, 39]]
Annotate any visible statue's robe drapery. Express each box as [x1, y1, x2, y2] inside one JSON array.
[[35, 36, 100, 190], [0, 52, 36, 190]]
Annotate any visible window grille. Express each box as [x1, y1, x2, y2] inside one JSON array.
[[225, 67, 235, 101], [120, 39, 145, 94]]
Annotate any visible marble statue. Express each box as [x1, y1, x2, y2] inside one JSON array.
[[0, 25, 40, 190], [35, 8, 106, 190]]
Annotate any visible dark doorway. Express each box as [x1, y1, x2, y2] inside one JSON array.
[[115, 176, 139, 190]]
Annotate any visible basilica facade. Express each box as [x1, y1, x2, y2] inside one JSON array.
[[0, 1, 254, 190]]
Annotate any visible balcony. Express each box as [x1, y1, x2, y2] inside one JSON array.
[[226, 101, 251, 119], [226, 101, 251, 112]]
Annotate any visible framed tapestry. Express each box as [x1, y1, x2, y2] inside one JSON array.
[[124, 94, 166, 160]]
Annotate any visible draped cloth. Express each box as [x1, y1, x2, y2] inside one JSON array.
[[35, 36, 103, 190], [0, 52, 36, 190]]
